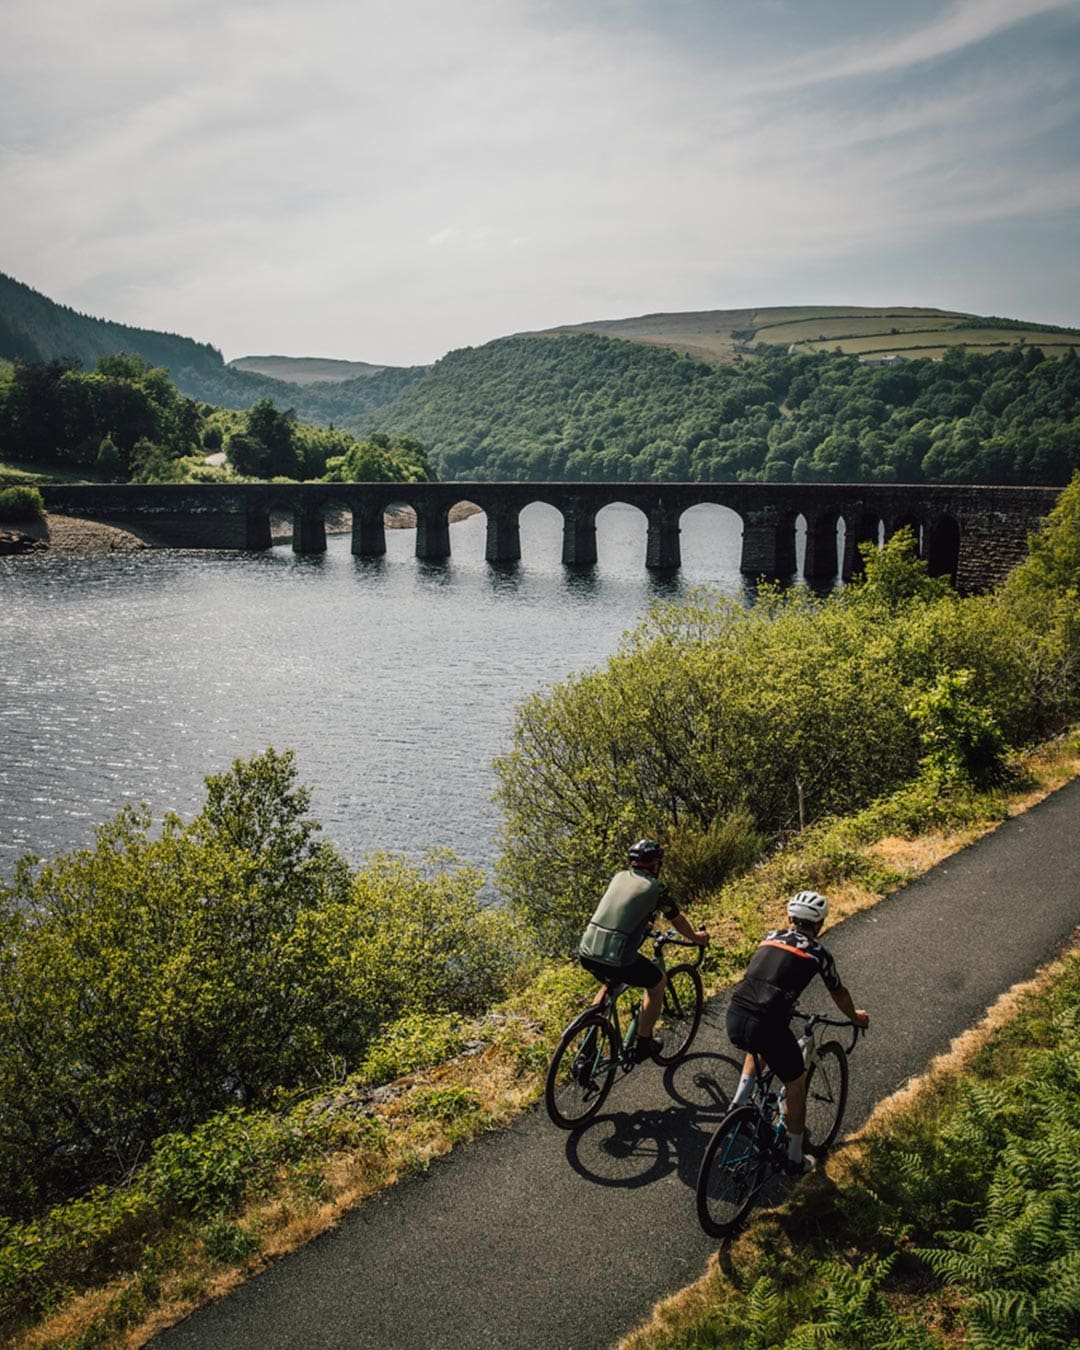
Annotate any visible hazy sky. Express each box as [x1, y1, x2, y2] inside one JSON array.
[[3, 0, 1079, 366]]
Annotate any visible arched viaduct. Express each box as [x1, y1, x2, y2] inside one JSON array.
[[38, 481, 1063, 594]]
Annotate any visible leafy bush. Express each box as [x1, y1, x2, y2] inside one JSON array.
[[0, 753, 522, 1216], [0, 484, 43, 520], [909, 669, 1010, 787], [495, 519, 1080, 950], [359, 1013, 466, 1086]]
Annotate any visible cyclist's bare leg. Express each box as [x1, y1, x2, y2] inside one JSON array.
[[636, 973, 667, 1038], [782, 1070, 807, 1136]]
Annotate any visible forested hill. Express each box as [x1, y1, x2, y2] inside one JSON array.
[[4, 270, 1080, 484], [372, 333, 1080, 485], [0, 273, 426, 427]]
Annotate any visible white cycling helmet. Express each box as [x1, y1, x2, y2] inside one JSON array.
[[787, 890, 828, 924]]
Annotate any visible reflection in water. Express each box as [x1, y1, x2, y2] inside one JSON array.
[[0, 504, 806, 882]]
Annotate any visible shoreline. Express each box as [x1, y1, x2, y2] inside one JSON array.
[[2, 502, 483, 557]]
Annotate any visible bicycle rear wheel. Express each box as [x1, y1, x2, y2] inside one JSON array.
[[653, 963, 704, 1066], [803, 1040, 849, 1157], [696, 1106, 769, 1238], [545, 1012, 619, 1129]]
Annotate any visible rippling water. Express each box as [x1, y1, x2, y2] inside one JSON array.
[[1, 503, 753, 883]]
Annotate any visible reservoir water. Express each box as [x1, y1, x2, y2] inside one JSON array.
[[1, 503, 754, 884]]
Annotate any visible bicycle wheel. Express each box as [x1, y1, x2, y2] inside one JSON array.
[[803, 1040, 849, 1157], [544, 1012, 619, 1129], [696, 1106, 769, 1238], [653, 963, 704, 1066]]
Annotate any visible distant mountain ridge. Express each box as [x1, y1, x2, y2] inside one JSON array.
[[0, 272, 427, 428], [228, 355, 391, 385]]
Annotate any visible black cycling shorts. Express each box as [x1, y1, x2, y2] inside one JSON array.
[[725, 1002, 804, 1084], [580, 953, 664, 990]]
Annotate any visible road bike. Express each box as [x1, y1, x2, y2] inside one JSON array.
[[695, 1011, 862, 1238], [544, 931, 705, 1129]]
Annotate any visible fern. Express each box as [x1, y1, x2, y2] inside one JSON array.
[[744, 1275, 785, 1350], [771, 1255, 937, 1349]]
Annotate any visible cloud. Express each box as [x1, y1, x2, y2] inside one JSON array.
[[772, 0, 1079, 87], [0, 0, 1078, 362]]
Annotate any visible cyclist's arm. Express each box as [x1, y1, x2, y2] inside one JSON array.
[[828, 983, 869, 1028], [672, 911, 709, 946]]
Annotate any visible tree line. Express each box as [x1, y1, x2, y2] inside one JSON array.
[[0, 271, 426, 429], [0, 355, 434, 484], [372, 334, 1080, 485]]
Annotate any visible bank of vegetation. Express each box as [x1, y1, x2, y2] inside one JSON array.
[[1, 477, 1079, 1346], [374, 335, 1080, 485], [0, 355, 434, 487]]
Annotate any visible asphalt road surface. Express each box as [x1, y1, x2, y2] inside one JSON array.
[[156, 778, 1080, 1350]]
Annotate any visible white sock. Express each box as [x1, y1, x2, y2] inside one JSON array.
[[787, 1130, 804, 1163], [731, 1073, 754, 1107]]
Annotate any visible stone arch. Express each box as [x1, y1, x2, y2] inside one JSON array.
[[887, 513, 923, 556], [677, 502, 743, 577], [803, 510, 842, 581], [926, 514, 960, 581], [841, 510, 881, 579]]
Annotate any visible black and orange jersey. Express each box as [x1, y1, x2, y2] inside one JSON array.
[[730, 927, 842, 1015]]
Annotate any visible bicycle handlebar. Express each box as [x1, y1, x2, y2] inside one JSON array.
[[792, 1009, 866, 1055], [653, 929, 707, 968]]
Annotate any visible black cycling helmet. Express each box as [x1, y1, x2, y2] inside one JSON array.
[[628, 838, 663, 867]]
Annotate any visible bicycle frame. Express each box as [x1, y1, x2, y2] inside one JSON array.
[[695, 1010, 862, 1237], [545, 930, 706, 1129], [595, 931, 703, 1068]]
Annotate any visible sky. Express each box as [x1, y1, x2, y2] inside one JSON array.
[[2, 0, 1080, 367]]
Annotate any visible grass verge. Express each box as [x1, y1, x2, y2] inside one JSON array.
[[5, 728, 1080, 1349]]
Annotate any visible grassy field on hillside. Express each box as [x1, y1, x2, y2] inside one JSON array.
[[536, 304, 1080, 364]]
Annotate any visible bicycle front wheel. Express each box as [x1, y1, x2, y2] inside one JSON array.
[[803, 1040, 849, 1157], [653, 963, 704, 1066], [696, 1106, 769, 1238], [545, 1012, 619, 1129]]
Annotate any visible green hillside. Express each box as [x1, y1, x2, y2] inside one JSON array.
[[0, 273, 425, 427], [374, 331, 1080, 485], [3, 274, 1079, 485], [529, 303, 1080, 364]]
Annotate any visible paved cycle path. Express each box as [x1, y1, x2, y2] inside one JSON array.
[[157, 778, 1080, 1350]]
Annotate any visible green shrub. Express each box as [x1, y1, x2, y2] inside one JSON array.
[[359, 1013, 466, 1086], [0, 754, 522, 1217], [908, 669, 1010, 787], [200, 1217, 259, 1266], [408, 1085, 481, 1122], [0, 485, 43, 521]]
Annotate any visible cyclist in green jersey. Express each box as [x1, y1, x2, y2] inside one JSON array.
[[578, 839, 709, 1062]]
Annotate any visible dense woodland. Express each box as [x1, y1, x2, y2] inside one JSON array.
[[374, 334, 1080, 485], [0, 356, 433, 484]]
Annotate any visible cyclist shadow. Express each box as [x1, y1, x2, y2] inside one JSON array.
[[562, 1049, 744, 1194]]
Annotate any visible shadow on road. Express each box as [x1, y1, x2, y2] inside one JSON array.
[[562, 1049, 743, 1192]]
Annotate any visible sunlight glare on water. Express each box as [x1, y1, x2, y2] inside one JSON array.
[[0, 504, 753, 882]]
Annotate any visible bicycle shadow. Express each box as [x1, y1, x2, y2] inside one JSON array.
[[561, 1048, 744, 1193]]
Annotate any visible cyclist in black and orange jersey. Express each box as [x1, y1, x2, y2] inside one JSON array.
[[726, 890, 869, 1172], [578, 839, 709, 1063]]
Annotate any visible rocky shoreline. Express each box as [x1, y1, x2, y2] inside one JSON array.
[[1, 503, 482, 557]]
